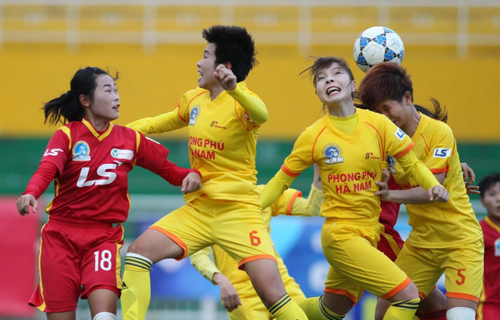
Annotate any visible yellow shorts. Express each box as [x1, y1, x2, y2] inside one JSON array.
[[321, 220, 410, 304], [395, 238, 484, 303], [150, 195, 277, 267]]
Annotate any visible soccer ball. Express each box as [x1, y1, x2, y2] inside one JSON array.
[[353, 26, 405, 73]]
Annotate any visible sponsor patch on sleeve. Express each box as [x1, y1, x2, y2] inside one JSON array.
[[433, 148, 451, 158], [394, 128, 406, 140]]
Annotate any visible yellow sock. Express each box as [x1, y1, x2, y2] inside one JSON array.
[[121, 254, 152, 320], [298, 297, 322, 319], [268, 293, 309, 320], [383, 298, 420, 320], [298, 296, 345, 320]]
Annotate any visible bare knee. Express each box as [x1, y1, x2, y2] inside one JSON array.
[[244, 259, 286, 307], [375, 299, 391, 320], [127, 229, 184, 263], [388, 281, 419, 302], [418, 287, 447, 313], [447, 297, 477, 310]]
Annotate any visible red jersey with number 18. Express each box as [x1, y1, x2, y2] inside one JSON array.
[[39, 119, 176, 224]]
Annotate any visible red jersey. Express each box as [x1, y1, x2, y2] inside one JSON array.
[[479, 217, 500, 308], [25, 119, 196, 224]]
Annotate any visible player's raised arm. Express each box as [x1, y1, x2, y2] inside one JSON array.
[[215, 64, 268, 125]]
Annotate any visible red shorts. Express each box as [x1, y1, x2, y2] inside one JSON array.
[[29, 218, 124, 313], [377, 223, 405, 262]]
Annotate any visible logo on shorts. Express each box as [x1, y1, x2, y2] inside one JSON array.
[[73, 141, 91, 161], [189, 105, 200, 126], [387, 156, 397, 174], [322, 143, 344, 165], [495, 238, 500, 256]]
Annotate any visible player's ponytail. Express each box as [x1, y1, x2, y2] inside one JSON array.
[[43, 66, 116, 126], [414, 98, 448, 123], [44, 90, 84, 125]]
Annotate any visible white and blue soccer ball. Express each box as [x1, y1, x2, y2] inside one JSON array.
[[353, 26, 405, 73]]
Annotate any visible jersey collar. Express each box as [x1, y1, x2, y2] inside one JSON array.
[[485, 216, 500, 234], [82, 118, 114, 141], [323, 108, 362, 143]]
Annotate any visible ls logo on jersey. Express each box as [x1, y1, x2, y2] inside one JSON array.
[[44, 148, 63, 157], [77, 164, 117, 188], [73, 141, 91, 161], [433, 148, 451, 158], [323, 144, 344, 165], [189, 105, 200, 126], [387, 156, 397, 174], [394, 128, 406, 141], [110, 148, 133, 160], [495, 239, 500, 256]]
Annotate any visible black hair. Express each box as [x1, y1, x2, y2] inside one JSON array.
[[300, 56, 357, 113], [414, 99, 448, 123], [479, 172, 500, 198], [300, 56, 355, 86], [358, 63, 448, 122], [202, 25, 257, 82], [43, 67, 118, 126]]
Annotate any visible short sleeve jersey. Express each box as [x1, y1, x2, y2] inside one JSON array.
[[177, 83, 262, 204], [388, 113, 482, 248], [283, 108, 414, 221], [479, 218, 500, 305], [41, 119, 170, 224]]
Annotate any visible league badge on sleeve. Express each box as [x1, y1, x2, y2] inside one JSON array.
[[394, 128, 406, 140], [323, 144, 344, 165], [189, 105, 200, 126], [495, 238, 500, 257], [72, 141, 91, 161], [387, 156, 397, 174]]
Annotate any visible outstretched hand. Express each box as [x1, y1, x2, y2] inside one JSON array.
[[16, 194, 38, 216], [181, 172, 202, 194], [374, 168, 391, 201], [214, 64, 237, 91]]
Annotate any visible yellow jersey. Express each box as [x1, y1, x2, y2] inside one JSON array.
[[389, 113, 483, 248], [127, 83, 263, 204], [190, 184, 323, 290], [283, 108, 415, 222]]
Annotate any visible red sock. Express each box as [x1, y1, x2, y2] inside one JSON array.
[[416, 309, 447, 320]]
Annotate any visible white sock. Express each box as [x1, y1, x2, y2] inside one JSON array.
[[126, 252, 153, 265], [93, 312, 117, 320], [446, 307, 476, 320]]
